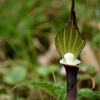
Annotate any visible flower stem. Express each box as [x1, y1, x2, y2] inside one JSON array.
[[64, 65, 79, 100]]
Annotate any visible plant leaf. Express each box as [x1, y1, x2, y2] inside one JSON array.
[[12, 81, 100, 100], [55, 0, 86, 58], [12, 80, 66, 100], [78, 88, 100, 99], [3, 66, 27, 84]]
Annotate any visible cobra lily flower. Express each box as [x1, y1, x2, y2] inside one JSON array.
[[55, 0, 86, 100]]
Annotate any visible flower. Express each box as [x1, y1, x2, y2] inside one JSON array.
[[59, 53, 81, 66]]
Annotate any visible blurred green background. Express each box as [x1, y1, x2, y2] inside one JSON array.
[[0, 0, 100, 100]]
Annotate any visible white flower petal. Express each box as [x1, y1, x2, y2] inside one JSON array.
[[59, 59, 66, 65], [73, 59, 81, 65], [59, 53, 81, 66]]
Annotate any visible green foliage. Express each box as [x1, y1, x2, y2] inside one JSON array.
[[12, 80, 66, 100], [3, 66, 27, 84], [0, 0, 37, 71], [35, 65, 59, 77], [12, 80, 100, 100], [78, 88, 100, 100], [84, 65, 97, 75]]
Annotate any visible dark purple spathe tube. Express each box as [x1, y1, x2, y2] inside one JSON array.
[[63, 65, 79, 100]]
